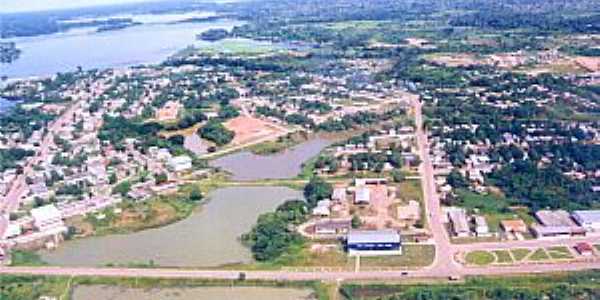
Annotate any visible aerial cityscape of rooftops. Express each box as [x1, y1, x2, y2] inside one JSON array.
[[0, 0, 599, 299]]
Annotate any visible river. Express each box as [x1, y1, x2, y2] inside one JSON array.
[[72, 285, 316, 300], [40, 186, 303, 267], [0, 14, 244, 79], [211, 138, 331, 181]]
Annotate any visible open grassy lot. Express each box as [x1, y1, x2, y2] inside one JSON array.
[[492, 250, 513, 264], [0, 275, 331, 300], [9, 250, 48, 267], [529, 248, 550, 261], [197, 38, 279, 55], [511, 248, 532, 262], [465, 251, 495, 266], [258, 244, 435, 271], [359, 245, 435, 268], [546, 246, 574, 259]]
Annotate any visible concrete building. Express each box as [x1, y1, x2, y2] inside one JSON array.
[[572, 210, 600, 232], [354, 187, 371, 205], [473, 215, 490, 237], [312, 200, 331, 217], [448, 209, 470, 237], [346, 230, 402, 256], [30, 204, 64, 231], [500, 219, 528, 234], [533, 210, 585, 238], [314, 219, 351, 235], [168, 155, 192, 172]]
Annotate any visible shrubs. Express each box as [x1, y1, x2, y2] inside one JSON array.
[[242, 200, 308, 261], [198, 120, 235, 146]]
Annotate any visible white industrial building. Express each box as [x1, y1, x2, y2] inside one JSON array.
[[572, 210, 600, 232]]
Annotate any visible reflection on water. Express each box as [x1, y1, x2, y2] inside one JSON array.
[[40, 186, 303, 267], [211, 139, 331, 181], [72, 286, 316, 300]]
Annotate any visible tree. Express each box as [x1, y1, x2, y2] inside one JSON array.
[[351, 215, 362, 229], [198, 120, 235, 146], [113, 180, 131, 197], [155, 172, 168, 185], [109, 173, 118, 185], [447, 170, 469, 189], [189, 187, 203, 202], [391, 170, 405, 183], [303, 176, 333, 208]]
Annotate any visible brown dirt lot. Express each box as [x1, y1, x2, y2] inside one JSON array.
[[224, 116, 288, 146]]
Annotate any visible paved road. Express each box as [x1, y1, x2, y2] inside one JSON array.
[[412, 98, 459, 277], [1, 100, 81, 213]]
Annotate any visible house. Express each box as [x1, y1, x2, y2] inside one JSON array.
[[500, 219, 528, 234], [314, 219, 351, 235], [332, 187, 347, 202], [572, 210, 600, 232], [448, 209, 470, 237], [312, 200, 331, 217], [168, 156, 192, 172], [473, 215, 490, 237], [30, 204, 64, 231], [354, 187, 371, 205], [346, 229, 402, 256], [29, 183, 50, 201], [574, 242, 594, 256]]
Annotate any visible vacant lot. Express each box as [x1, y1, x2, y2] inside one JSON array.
[[224, 115, 288, 146]]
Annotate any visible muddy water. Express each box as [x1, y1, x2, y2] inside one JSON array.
[[40, 187, 303, 267], [72, 285, 316, 300], [211, 138, 331, 181]]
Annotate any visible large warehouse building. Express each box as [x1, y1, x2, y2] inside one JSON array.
[[346, 230, 402, 256]]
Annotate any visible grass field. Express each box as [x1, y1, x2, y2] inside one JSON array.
[[9, 250, 48, 267], [529, 248, 550, 261], [359, 245, 435, 268], [492, 250, 513, 264], [511, 248, 532, 261], [465, 250, 495, 266], [197, 38, 278, 55], [0, 275, 331, 300], [547, 246, 574, 259]]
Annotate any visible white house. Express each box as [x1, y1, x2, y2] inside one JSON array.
[[572, 210, 600, 232], [30, 204, 64, 231], [354, 187, 370, 204], [168, 156, 192, 172]]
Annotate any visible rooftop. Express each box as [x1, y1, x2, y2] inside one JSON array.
[[572, 210, 600, 223], [347, 229, 401, 244]]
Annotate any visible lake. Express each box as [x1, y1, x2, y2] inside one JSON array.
[[211, 139, 331, 181], [40, 186, 303, 267], [72, 285, 316, 300], [0, 15, 244, 79]]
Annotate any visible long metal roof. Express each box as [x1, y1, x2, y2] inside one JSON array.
[[347, 229, 400, 244]]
